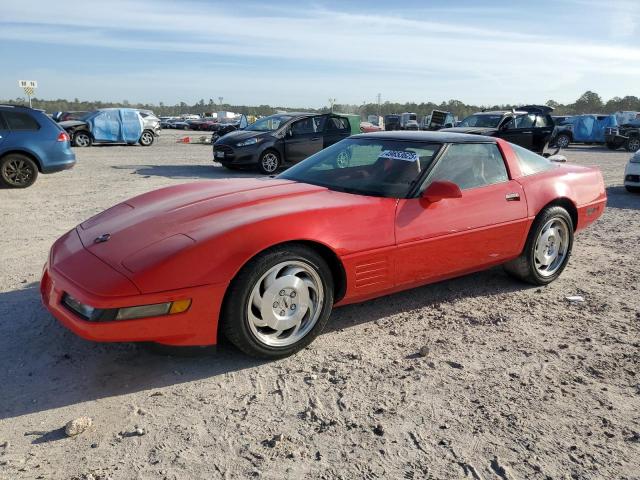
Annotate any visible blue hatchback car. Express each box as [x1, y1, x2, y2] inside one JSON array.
[[0, 105, 76, 188]]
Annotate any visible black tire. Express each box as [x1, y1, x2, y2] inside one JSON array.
[[606, 142, 618, 150], [504, 206, 574, 285], [257, 150, 281, 175], [139, 130, 155, 146], [555, 134, 571, 149], [626, 185, 640, 193], [0, 154, 39, 188], [625, 137, 640, 153], [73, 131, 92, 147], [221, 245, 334, 359]]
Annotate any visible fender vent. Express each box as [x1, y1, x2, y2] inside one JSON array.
[[354, 256, 390, 290]]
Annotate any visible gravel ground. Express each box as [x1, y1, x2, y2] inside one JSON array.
[[0, 131, 638, 480]]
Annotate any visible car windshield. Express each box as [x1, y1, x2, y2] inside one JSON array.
[[278, 138, 441, 198], [459, 114, 503, 128], [245, 114, 292, 132]]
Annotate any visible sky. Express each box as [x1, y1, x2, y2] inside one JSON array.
[[1, 0, 640, 108]]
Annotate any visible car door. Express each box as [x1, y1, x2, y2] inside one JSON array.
[[323, 116, 350, 147], [284, 116, 323, 164], [394, 142, 529, 287], [498, 114, 535, 150], [529, 114, 554, 153]]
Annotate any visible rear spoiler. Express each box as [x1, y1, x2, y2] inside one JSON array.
[[519, 105, 554, 114]]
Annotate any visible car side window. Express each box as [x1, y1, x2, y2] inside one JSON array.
[[0, 113, 8, 130], [3, 111, 40, 131], [426, 143, 508, 190], [312, 116, 327, 132], [510, 142, 554, 176], [514, 114, 536, 129], [290, 118, 315, 136], [535, 115, 550, 127], [326, 117, 349, 132]]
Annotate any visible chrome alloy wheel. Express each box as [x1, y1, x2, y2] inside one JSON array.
[[533, 218, 570, 277], [247, 261, 324, 347], [261, 152, 279, 173], [140, 131, 153, 145], [75, 133, 91, 147]]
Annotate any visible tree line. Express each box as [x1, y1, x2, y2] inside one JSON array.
[[3, 91, 638, 120]]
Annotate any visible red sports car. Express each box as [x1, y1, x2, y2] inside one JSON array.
[[41, 132, 606, 358]]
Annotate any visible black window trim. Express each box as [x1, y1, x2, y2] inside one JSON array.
[[0, 112, 8, 130]]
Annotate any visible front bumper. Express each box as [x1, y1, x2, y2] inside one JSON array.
[[41, 241, 226, 346], [624, 161, 640, 186], [213, 144, 261, 166]]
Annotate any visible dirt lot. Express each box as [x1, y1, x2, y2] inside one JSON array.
[[0, 131, 638, 480]]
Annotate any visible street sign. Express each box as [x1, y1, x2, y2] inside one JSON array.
[[18, 80, 38, 88], [18, 80, 37, 107]]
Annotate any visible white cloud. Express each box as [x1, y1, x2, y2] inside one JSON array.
[[2, 0, 640, 105]]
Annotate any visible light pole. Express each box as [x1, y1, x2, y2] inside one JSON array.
[[328, 97, 336, 113], [218, 96, 224, 107]]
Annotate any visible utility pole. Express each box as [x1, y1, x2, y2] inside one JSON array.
[[328, 98, 336, 113], [377, 93, 381, 118], [218, 96, 224, 107]]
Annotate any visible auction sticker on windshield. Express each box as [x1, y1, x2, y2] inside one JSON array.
[[380, 150, 419, 162]]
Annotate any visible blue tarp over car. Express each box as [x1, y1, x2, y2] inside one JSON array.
[[88, 108, 143, 143], [568, 114, 617, 143]]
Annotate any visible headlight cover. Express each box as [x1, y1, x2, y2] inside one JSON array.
[[62, 293, 192, 322], [236, 137, 260, 147]]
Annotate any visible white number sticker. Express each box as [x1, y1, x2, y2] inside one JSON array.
[[379, 150, 418, 162]]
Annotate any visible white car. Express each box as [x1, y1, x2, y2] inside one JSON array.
[[625, 151, 640, 193]]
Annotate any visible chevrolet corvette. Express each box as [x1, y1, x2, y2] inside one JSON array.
[[41, 132, 606, 358]]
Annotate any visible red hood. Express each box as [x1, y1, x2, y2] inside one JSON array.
[[78, 178, 320, 266]]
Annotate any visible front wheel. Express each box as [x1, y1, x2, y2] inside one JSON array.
[[73, 131, 92, 147], [0, 154, 39, 188], [258, 150, 280, 175], [625, 137, 640, 152], [139, 130, 155, 146], [504, 206, 573, 285], [221, 245, 334, 358], [555, 134, 571, 149]]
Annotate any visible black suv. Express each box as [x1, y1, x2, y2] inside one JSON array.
[[213, 113, 351, 174], [441, 105, 555, 154]]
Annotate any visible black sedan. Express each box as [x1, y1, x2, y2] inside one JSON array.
[[213, 113, 351, 174]]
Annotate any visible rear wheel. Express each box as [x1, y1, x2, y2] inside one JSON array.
[[625, 137, 640, 152], [504, 206, 573, 285], [221, 245, 334, 358], [0, 154, 38, 188], [73, 131, 92, 147], [555, 134, 571, 149], [258, 150, 280, 175], [139, 130, 155, 146]]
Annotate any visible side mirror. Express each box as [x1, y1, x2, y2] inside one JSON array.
[[422, 180, 462, 203]]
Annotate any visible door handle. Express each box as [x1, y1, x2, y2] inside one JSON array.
[[506, 193, 520, 201], [311, 137, 320, 141], [521, 131, 532, 134]]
